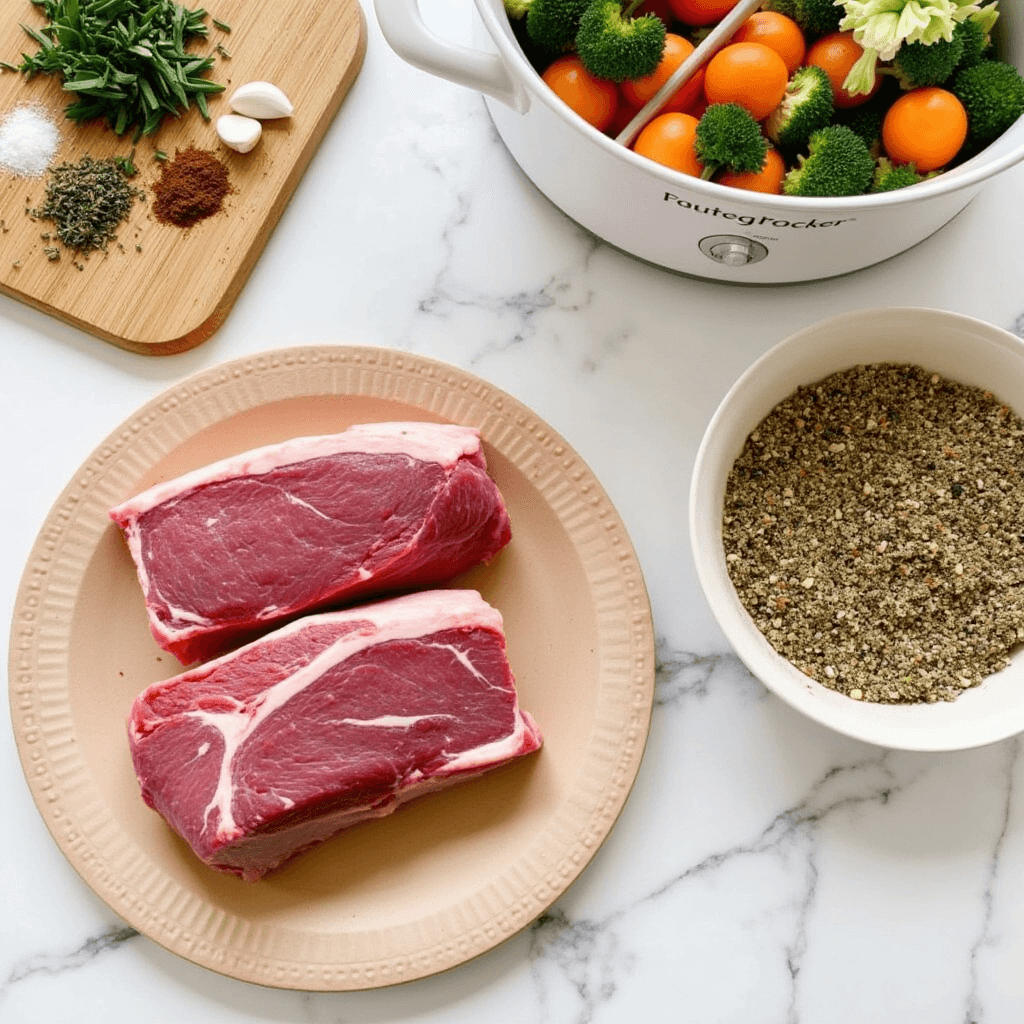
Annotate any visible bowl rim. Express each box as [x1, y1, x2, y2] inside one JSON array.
[[688, 306, 1024, 752]]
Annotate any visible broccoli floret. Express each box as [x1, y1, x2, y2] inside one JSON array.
[[765, 65, 834, 150], [761, 0, 843, 37], [759, 0, 800, 22], [870, 157, 925, 192], [783, 124, 875, 197], [524, 0, 591, 53], [952, 60, 1024, 145], [800, 0, 845, 35], [955, 16, 992, 70], [892, 24, 965, 88], [694, 103, 768, 180], [575, 0, 666, 82]]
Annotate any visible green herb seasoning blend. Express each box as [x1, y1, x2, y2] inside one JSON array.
[[29, 155, 143, 253], [722, 364, 1024, 704]]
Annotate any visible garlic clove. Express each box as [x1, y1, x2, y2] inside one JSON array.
[[216, 113, 262, 153], [228, 81, 294, 120]]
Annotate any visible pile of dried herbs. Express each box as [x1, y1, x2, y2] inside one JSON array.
[[28, 154, 143, 252], [15, 0, 226, 138]]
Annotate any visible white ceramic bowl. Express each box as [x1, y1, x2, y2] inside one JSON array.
[[689, 307, 1024, 751]]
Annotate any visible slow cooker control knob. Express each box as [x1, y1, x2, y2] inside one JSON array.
[[719, 242, 751, 266], [698, 235, 769, 267]]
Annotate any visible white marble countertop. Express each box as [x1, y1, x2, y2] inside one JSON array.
[[5, 3, 1024, 1022]]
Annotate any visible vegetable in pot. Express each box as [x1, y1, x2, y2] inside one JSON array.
[[881, 86, 967, 170], [715, 144, 787, 192], [517, 0, 592, 53], [838, 0, 998, 98], [760, 0, 843, 38], [956, 14, 993, 68], [782, 123, 875, 196], [703, 41, 790, 120], [732, 10, 808, 75], [805, 30, 881, 108], [694, 102, 768, 180], [765, 64, 834, 149], [951, 59, 1024, 145], [541, 53, 620, 130], [575, 0, 667, 82], [634, 111, 703, 174], [892, 23, 966, 87], [835, 1, 995, 98], [870, 156, 925, 191]]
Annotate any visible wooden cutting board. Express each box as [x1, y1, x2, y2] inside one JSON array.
[[0, 0, 366, 354]]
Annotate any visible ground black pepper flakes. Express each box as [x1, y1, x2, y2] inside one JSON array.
[[721, 363, 1024, 705], [152, 146, 232, 227]]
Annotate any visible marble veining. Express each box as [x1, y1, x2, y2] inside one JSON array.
[[520, 644, 909, 1024], [962, 738, 1019, 1024], [1, 926, 139, 1003]]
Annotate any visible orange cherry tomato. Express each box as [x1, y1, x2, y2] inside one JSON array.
[[716, 145, 786, 193], [882, 87, 967, 172], [703, 42, 789, 121], [633, 112, 703, 176], [668, 0, 739, 26], [732, 11, 806, 75], [542, 55, 619, 132], [806, 31, 881, 109], [622, 34, 706, 114]]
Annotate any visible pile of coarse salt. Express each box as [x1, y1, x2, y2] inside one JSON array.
[[0, 104, 60, 177]]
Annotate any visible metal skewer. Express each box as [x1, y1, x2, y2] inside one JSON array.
[[614, 0, 766, 148]]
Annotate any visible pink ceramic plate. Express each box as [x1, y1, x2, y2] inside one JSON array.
[[9, 345, 654, 990]]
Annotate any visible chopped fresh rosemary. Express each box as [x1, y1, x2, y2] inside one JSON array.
[[112, 147, 138, 175], [211, 16, 229, 30], [16, 0, 227, 138]]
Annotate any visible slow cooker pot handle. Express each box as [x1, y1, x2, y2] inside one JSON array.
[[375, 0, 528, 112]]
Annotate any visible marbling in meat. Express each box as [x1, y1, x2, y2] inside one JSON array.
[[110, 422, 512, 664], [126, 589, 542, 880]]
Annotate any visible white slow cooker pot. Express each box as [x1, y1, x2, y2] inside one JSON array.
[[376, 0, 1024, 282]]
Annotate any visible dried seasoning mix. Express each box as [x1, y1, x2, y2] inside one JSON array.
[[722, 363, 1024, 704], [28, 154, 143, 253], [152, 146, 231, 227]]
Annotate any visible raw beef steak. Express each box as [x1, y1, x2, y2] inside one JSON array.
[[127, 589, 542, 880], [110, 422, 512, 664]]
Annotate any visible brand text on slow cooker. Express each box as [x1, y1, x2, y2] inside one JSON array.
[[664, 193, 855, 229]]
